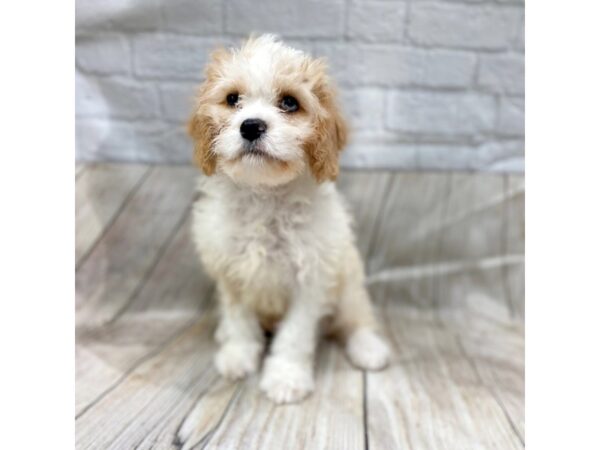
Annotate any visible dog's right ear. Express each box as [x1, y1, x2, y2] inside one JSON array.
[[188, 104, 217, 176], [188, 47, 232, 176]]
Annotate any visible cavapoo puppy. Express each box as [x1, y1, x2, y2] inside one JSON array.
[[189, 35, 390, 404]]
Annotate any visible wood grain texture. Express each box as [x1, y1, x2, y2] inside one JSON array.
[[76, 315, 219, 450], [435, 173, 517, 328], [173, 172, 388, 450], [75, 165, 209, 419], [336, 171, 393, 259], [503, 175, 525, 318], [121, 214, 213, 315], [366, 172, 451, 289], [459, 324, 525, 442], [366, 288, 523, 450], [75, 164, 525, 450], [76, 163, 86, 179], [76, 163, 149, 266], [364, 172, 524, 449], [76, 311, 204, 418], [201, 343, 365, 450], [76, 165, 197, 326], [76, 214, 215, 417]]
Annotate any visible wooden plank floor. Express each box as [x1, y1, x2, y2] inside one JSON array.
[[75, 163, 525, 450]]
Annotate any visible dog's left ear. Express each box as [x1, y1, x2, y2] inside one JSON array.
[[304, 68, 348, 183]]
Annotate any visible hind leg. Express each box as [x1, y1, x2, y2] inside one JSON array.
[[331, 248, 390, 370]]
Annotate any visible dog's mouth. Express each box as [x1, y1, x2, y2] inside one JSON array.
[[245, 147, 270, 158], [240, 142, 281, 163]]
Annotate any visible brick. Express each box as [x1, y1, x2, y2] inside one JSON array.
[[414, 140, 524, 171], [75, 119, 137, 161], [76, 73, 161, 119], [477, 54, 524, 94], [76, 119, 192, 163], [311, 45, 349, 85], [342, 142, 418, 169], [313, 43, 476, 88], [74, 1, 524, 173], [484, 157, 524, 172], [76, 0, 161, 31], [133, 35, 228, 80], [408, 3, 521, 50], [225, 0, 344, 38], [111, 0, 161, 30], [386, 91, 496, 135], [159, 83, 198, 123], [497, 97, 524, 136], [348, 2, 407, 42], [340, 88, 386, 132], [476, 140, 524, 171], [513, 11, 525, 51], [281, 39, 315, 56], [163, 0, 223, 34], [415, 144, 480, 170], [76, 0, 111, 30], [152, 126, 194, 163], [410, 0, 488, 2], [76, 33, 131, 75]]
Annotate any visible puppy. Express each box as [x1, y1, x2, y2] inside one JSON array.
[[189, 35, 390, 404]]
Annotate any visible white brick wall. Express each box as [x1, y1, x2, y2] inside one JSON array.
[[76, 0, 524, 172]]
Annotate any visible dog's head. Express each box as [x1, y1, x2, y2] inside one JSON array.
[[188, 35, 347, 187]]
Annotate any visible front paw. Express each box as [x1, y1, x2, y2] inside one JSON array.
[[215, 342, 262, 380], [346, 328, 390, 371], [259, 355, 314, 404]]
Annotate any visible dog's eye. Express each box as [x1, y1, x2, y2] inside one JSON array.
[[280, 95, 299, 113], [226, 93, 239, 107]]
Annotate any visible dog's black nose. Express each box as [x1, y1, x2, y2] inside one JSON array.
[[240, 118, 267, 142]]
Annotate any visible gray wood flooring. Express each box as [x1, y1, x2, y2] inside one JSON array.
[[75, 163, 524, 449]]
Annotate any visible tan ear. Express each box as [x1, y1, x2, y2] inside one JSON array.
[[188, 46, 233, 176], [305, 95, 348, 183], [188, 108, 217, 176]]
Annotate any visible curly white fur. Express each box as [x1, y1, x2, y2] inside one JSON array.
[[190, 35, 390, 404]]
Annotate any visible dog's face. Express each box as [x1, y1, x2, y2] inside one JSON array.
[[189, 35, 347, 187]]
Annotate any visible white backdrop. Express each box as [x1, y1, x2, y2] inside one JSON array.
[[76, 0, 524, 172]]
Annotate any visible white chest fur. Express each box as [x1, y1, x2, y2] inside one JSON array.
[[191, 174, 353, 302]]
